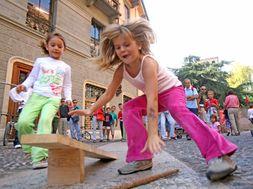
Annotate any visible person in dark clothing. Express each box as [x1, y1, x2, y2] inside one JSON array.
[[58, 98, 70, 135], [103, 107, 113, 141]]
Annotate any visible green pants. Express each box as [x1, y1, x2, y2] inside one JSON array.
[[17, 93, 60, 163]]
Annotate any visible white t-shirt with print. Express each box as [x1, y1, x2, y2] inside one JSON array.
[[22, 57, 72, 100]]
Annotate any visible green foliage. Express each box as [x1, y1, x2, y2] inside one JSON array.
[[227, 63, 253, 88]]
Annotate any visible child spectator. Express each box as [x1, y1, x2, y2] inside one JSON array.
[[210, 115, 221, 133], [205, 90, 219, 124], [103, 107, 113, 141]]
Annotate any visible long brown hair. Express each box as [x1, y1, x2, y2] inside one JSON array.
[[95, 18, 155, 70], [40, 33, 66, 54]]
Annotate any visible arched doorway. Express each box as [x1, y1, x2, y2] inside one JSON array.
[[8, 62, 32, 118]]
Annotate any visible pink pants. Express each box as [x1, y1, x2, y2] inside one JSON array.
[[123, 86, 237, 163]]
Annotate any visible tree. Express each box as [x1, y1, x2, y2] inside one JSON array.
[[173, 56, 231, 103], [227, 63, 253, 88]]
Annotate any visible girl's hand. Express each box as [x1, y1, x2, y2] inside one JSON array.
[[68, 108, 92, 117], [141, 135, 165, 154], [16, 85, 26, 94]]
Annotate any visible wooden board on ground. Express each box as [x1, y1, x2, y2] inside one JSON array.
[[21, 134, 118, 160], [21, 134, 118, 186]]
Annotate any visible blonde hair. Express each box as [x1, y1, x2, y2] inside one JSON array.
[[95, 18, 155, 70]]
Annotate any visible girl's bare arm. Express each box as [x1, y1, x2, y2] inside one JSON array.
[[141, 57, 165, 154], [69, 64, 123, 116], [90, 65, 123, 112]]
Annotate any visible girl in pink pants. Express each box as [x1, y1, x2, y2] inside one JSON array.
[[124, 86, 237, 163], [70, 19, 237, 181]]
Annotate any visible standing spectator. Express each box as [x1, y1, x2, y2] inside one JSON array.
[[158, 111, 176, 140], [103, 107, 113, 141], [9, 87, 33, 149], [247, 104, 253, 137], [51, 112, 60, 134], [224, 91, 240, 136], [184, 79, 199, 114], [198, 86, 208, 122], [92, 101, 104, 142], [205, 90, 219, 124], [69, 99, 82, 141], [110, 105, 118, 141], [118, 103, 126, 141], [58, 98, 70, 135], [184, 79, 198, 140]]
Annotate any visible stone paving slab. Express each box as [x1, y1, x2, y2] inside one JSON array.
[[0, 142, 226, 189]]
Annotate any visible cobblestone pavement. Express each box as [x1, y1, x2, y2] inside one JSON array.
[[163, 131, 253, 188], [0, 139, 107, 179], [1, 132, 253, 188]]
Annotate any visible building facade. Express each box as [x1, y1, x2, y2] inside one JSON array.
[[0, 0, 148, 131]]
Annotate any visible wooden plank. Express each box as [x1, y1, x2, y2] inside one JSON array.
[[48, 149, 85, 186], [21, 134, 118, 160], [112, 169, 179, 189]]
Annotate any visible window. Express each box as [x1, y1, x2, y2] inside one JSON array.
[[124, 5, 130, 20], [90, 19, 103, 42], [90, 19, 103, 57], [85, 83, 105, 100], [26, 0, 55, 34], [28, 0, 51, 12]]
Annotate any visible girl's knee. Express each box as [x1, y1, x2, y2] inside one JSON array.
[[17, 119, 29, 130], [39, 117, 52, 126]]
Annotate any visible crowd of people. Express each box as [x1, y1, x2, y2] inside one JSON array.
[[91, 103, 126, 143], [184, 79, 245, 136], [156, 78, 247, 141]]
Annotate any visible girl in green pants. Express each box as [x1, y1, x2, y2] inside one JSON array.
[[16, 33, 72, 169]]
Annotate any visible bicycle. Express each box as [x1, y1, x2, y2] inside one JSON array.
[[2, 113, 18, 146], [68, 126, 92, 142], [81, 130, 92, 141]]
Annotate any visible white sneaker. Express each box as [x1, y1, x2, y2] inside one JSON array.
[[14, 144, 22, 149], [32, 159, 48, 170], [206, 155, 237, 181]]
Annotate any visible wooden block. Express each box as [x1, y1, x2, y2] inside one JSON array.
[[48, 149, 85, 186], [21, 134, 118, 160]]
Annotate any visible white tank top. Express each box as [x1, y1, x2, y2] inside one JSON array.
[[123, 55, 182, 94]]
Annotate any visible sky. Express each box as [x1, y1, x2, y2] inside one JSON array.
[[144, 0, 253, 69]]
